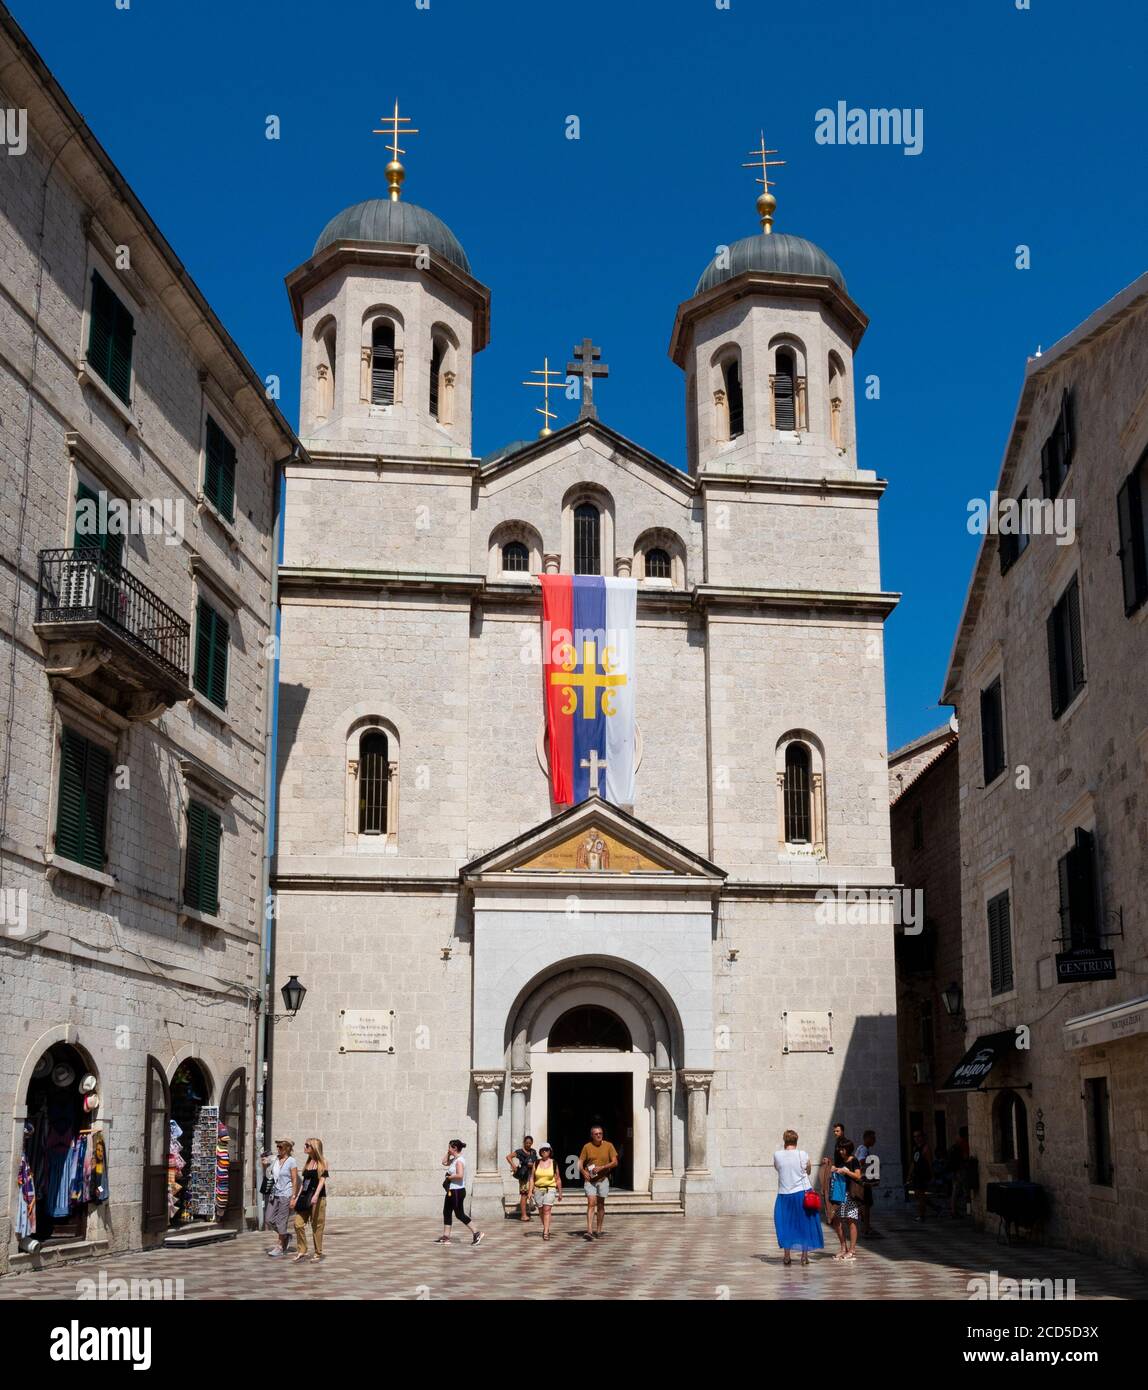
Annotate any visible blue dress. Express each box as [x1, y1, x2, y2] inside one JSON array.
[[773, 1150, 825, 1251]]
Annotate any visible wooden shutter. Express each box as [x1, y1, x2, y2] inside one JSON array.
[[429, 344, 443, 418], [142, 1055, 171, 1233], [988, 891, 1013, 995], [1046, 608, 1064, 718], [1065, 576, 1085, 695], [108, 292, 133, 404], [204, 417, 236, 522], [73, 481, 124, 570], [371, 324, 395, 404], [194, 599, 229, 708], [219, 1068, 247, 1226], [55, 729, 109, 870], [184, 800, 222, 915], [773, 365, 795, 431], [980, 681, 1003, 783], [1117, 469, 1148, 614], [87, 272, 114, 385], [1067, 828, 1098, 949]]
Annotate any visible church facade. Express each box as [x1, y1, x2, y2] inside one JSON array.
[[270, 157, 902, 1214]]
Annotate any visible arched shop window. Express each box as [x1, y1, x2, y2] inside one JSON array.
[[19, 1044, 104, 1249]]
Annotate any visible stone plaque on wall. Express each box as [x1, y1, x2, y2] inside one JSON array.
[[782, 1010, 833, 1054], [338, 1008, 395, 1053]]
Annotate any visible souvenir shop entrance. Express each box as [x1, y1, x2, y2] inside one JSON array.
[[17, 1043, 107, 1251], [142, 1057, 247, 1235]]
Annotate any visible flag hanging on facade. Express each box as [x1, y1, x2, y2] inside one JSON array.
[[540, 575, 637, 806]]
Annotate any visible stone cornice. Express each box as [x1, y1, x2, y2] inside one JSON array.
[[698, 472, 888, 500], [696, 584, 899, 619], [278, 568, 484, 599]]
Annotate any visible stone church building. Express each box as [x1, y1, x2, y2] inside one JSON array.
[[271, 155, 902, 1215]]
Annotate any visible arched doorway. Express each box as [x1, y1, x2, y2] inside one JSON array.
[[19, 1043, 99, 1247], [168, 1059, 212, 1227], [507, 963, 682, 1196], [993, 1089, 1031, 1182]]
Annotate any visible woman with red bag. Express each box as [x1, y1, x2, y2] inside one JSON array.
[[772, 1129, 824, 1266]]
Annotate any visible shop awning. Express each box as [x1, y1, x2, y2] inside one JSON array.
[[1064, 995, 1148, 1051], [938, 1031, 1017, 1092]]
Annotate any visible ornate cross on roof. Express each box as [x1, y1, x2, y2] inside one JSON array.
[[566, 338, 609, 420], [742, 131, 785, 233], [522, 355, 563, 437], [372, 99, 419, 202]]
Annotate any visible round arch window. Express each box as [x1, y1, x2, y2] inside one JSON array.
[[548, 1005, 632, 1052]]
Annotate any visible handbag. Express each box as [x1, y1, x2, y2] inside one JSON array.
[[803, 1189, 822, 1213], [260, 1171, 274, 1200], [442, 1176, 452, 1192]]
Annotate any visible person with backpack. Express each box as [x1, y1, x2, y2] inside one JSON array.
[[772, 1128, 824, 1266], [505, 1135, 539, 1223]]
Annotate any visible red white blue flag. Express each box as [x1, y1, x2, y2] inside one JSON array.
[[540, 575, 637, 806]]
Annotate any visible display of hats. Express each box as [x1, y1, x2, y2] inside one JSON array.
[[32, 1053, 52, 1081], [83, 1092, 100, 1113], [79, 1073, 98, 1095], [51, 1062, 76, 1088]]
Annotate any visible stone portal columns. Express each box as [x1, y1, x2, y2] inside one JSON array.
[[679, 1070, 716, 1213], [471, 1070, 504, 1174], [651, 1070, 674, 1173], [510, 1071, 532, 1151]]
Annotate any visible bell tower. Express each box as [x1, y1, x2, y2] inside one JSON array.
[[285, 102, 490, 460], [669, 135, 867, 481]]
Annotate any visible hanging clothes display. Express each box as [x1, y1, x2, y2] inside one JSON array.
[[16, 1153, 36, 1238], [52, 1139, 75, 1218], [69, 1130, 91, 1206], [187, 1107, 219, 1218]]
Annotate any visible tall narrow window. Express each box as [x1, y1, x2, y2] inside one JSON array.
[[574, 503, 600, 575], [87, 270, 134, 405], [55, 728, 110, 870], [1116, 451, 1148, 615], [1046, 575, 1085, 718], [980, 678, 1005, 784], [204, 416, 237, 522], [502, 540, 529, 573], [723, 359, 744, 438], [645, 547, 671, 580], [429, 341, 445, 419], [1084, 1077, 1113, 1187], [1040, 389, 1075, 498], [371, 322, 395, 405], [358, 731, 389, 834], [1057, 827, 1099, 950], [998, 489, 1031, 574], [194, 597, 230, 709], [987, 890, 1014, 995], [183, 799, 222, 915], [783, 743, 812, 843], [773, 348, 797, 430], [73, 481, 124, 570]]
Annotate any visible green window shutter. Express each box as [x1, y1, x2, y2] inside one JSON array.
[[88, 271, 133, 405], [205, 417, 237, 522], [193, 599, 229, 708], [55, 729, 109, 870], [73, 481, 124, 570], [184, 800, 222, 915], [1116, 466, 1148, 615], [1065, 575, 1085, 695], [988, 891, 1013, 995]]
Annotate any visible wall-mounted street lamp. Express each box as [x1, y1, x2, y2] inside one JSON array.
[[268, 975, 307, 1022], [940, 981, 963, 1019]]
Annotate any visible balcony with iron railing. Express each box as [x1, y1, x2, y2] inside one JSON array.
[[35, 548, 191, 720]]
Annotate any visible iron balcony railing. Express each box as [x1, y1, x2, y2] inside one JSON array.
[[36, 548, 190, 681]]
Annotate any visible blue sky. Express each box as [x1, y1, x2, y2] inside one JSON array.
[[16, 0, 1147, 750]]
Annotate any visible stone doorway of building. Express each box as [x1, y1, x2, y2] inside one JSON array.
[[169, 1059, 213, 1227], [547, 1072, 633, 1190]]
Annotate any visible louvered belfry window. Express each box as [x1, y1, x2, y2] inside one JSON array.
[[774, 349, 797, 430], [371, 322, 395, 405], [783, 742, 812, 843], [359, 731, 389, 835], [183, 799, 222, 916], [55, 728, 110, 870], [429, 342, 444, 419], [574, 503, 601, 575], [87, 270, 133, 405], [724, 359, 744, 438]]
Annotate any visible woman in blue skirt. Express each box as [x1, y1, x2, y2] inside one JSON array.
[[773, 1129, 825, 1266]]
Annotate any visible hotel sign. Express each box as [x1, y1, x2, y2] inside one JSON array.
[[1055, 949, 1116, 984]]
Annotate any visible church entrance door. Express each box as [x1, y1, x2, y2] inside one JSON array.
[[548, 1072, 633, 1191]]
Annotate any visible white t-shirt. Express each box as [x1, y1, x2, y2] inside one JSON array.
[[271, 1155, 298, 1198], [773, 1149, 812, 1195], [447, 1154, 466, 1190]]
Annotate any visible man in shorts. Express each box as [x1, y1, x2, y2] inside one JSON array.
[[505, 1134, 539, 1222], [579, 1124, 618, 1241]]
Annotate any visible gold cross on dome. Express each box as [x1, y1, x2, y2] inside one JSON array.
[[522, 355, 564, 437], [372, 99, 420, 200], [743, 131, 785, 232]]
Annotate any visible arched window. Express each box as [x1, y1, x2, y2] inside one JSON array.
[[574, 502, 601, 575], [645, 547, 671, 580], [371, 322, 395, 405], [358, 731, 390, 835], [429, 340, 445, 419], [315, 319, 336, 419], [502, 540, 529, 572], [783, 742, 812, 843], [828, 351, 846, 448], [723, 358, 744, 438], [548, 1005, 632, 1052], [773, 347, 797, 430], [992, 1089, 1030, 1180]]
